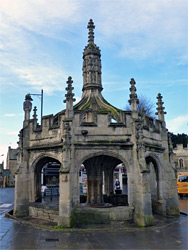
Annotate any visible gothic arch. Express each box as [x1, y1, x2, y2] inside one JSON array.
[[145, 152, 164, 202], [76, 150, 131, 205], [76, 150, 131, 173], [31, 153, 62, 171], [145, 152, 163, 180], [31, 154, 61, 202], [178, 158, 184, 168]]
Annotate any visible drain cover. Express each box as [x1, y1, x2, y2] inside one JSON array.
[[46, 239, 59, 242]]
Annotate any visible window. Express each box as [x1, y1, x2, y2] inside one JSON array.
[[179, 158, 184, 168]]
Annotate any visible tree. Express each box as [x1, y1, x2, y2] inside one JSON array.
[[125, 94, 156, 119], [170, 133, 188, 148]]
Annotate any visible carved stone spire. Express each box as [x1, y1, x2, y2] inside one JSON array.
[[128, 78, 139, 112], [87, 19, 95, 44], [64, 76, 76, 118], [155, 93, 166, 122], [32, 106, 38, 129], [33, 106, 37, 120], [82, 19, 102, 92]]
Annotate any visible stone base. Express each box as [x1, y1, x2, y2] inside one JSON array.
[[152, 199, 166, 216], [134, 213, 154, 227], [58, 216, 72, 228], [72, 206, 133, 226], [29, 204, 59, 223], [14, 204, 29, 217], [167, 206, 180, 216]]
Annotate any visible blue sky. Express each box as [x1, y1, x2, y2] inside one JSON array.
[[0, 0, 188, 165]]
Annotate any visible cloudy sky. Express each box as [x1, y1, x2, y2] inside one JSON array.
[[0, 0, 188, 165]]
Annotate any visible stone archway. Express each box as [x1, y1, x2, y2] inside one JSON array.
[[79, 153, 129, 207], [34, 156, 61, 203], [145, 155, 163, 215], [83, 155, 121, 205]]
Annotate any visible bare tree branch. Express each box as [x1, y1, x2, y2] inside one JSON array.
[[125, 94, 156, 118]]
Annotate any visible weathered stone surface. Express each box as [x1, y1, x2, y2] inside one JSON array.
[[14, 19, 179, 228]]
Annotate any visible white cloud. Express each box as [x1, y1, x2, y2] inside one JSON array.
[[0, 0, 187, 58], [95, 0, 187, 59], [74, 96, 81, 104], [167, 114, 188, 134], [13, 65, 68, 95], [7, 131, 19, 135], [4, 114, 16, 117], [0, 0, 187, 94], [0, 0, 81, 33]]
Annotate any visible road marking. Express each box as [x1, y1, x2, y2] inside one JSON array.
[[0, 204, 12, 208]]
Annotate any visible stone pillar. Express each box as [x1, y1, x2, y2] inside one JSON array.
[[104, 169, 111, 195], [96, 174, 103, 203], [63, 76, 76, 119], [32, 106, 38, 130], [128, 78, 139, 119], [155, 93, 166, 126], [58, 171, 72, 227], [87, 174, 95, 203], [23, 94, 33, 127], [86, 166, 103, 204], [109, 170, 114, 195], [14, 163, 29, 217], [133, 170, 153, 226], [166, 166, 180, 216], [127, 173, 134, 206]]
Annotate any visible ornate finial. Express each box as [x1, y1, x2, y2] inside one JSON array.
[[87, 19, 95, 44], [155, 93, 167, 121], [64, 76, 76, 103], [33, 106, 37, 120], [82, 20, 102, 92], [128, 78, 139, 112], [23, 93, 33, 123], [25, 94, 33, 101]]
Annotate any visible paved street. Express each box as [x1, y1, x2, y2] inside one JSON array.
[[0, 188, 188, 249], [0, 188, 14, 215]]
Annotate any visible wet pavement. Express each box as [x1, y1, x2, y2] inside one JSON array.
[[0, 188, 188, 249], [0, 213, 188, 249]]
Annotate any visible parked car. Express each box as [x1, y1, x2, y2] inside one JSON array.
[[177, 174, 188, 197]]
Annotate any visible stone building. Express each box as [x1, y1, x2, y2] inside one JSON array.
[[173, 144, 188, 175], [6, 146, 18, 187], [0, 162, 4, 188], [14, 19, 179, 227]]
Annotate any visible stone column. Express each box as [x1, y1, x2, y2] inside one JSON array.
[[155, 93, 166, 127], [134, 170, 153, 226], [96, 173, 103, 203], [86, 166, 103, 205], [87, 174, 95, 203], [104, 169, 110, 195], [14, 163, 29, 217], [63, 76, 76, 119], [127, 173, 134, 206], [58, 171, 72, 227], [23, 94, 33, 127], [32, 106, 38, 130], [128, 78, 139, 119], [109, 170, 114, 195]]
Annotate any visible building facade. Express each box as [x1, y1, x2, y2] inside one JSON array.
[[173, 144, 188, 175], [14, 20, 179, 227], [6, 146, 18, 187]]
